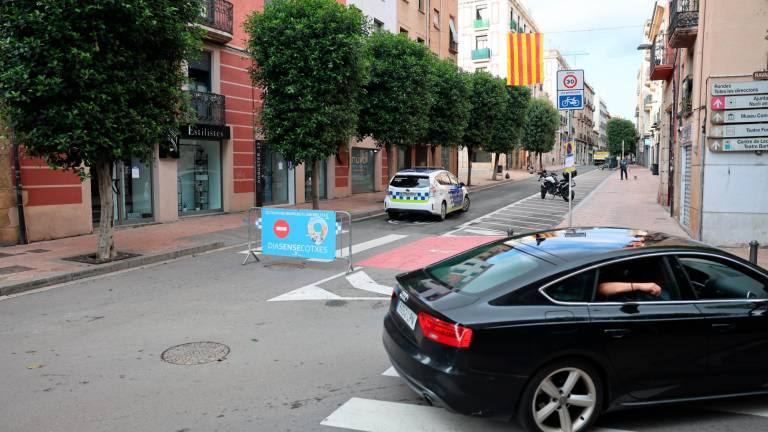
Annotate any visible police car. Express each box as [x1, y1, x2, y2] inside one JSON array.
[[384, 168, 470, 220]]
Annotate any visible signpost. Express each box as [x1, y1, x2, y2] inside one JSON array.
[[709, 80, 768, 152], [557, 70, 585, 229]]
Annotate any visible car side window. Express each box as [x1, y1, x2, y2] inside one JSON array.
[[544, 270, 596, 303], [595, 256, 682, 302], [448, 173, 460, 186], [436, 173, 451, 186], [677, 256, 768, 300]]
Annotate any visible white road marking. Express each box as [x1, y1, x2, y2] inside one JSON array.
[[267, 285, 342, 302], [321, 398, 512, 432], [381, 367, 399, 377], [462, 228, 507, 235], [345, 271, 392, 296]]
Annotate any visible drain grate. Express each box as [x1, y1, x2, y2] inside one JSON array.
[[161, 342, 229, 365]]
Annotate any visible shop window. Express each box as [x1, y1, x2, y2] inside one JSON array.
[[472, 150, 492, 163], [178, 138, 222, 214]]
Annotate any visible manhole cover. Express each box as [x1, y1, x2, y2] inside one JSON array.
[[161, 342, 229, 365]]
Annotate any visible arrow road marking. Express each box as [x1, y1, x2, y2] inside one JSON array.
[[345, 271, 392, 296]]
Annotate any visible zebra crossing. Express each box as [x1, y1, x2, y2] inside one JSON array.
[[445, 169, 611, 236]]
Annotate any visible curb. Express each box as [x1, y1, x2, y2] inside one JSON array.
[[0, 241, 225, 297]]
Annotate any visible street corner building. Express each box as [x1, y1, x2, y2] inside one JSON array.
[[639, 0, 768, 247], [1, 0, 462, 245]]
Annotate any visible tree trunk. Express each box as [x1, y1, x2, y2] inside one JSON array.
[[311, 159, 320, 210], [491, 152, 500, 181], [538, 152, 543, 171], [96, 160, 116, 262], [466, 146, 473, 186]]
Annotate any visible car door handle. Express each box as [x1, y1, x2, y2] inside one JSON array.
[[604, 329, 630, 338], [711, 323, 736, 332]]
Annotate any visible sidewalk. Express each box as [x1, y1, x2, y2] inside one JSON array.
[[459, 167, 533, 187], [559, 166, 767, 269], [0, 170, 532, 295]]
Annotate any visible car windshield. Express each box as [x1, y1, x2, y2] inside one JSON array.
[[425, 241, 544, 295], [390, 175, 430, 188]]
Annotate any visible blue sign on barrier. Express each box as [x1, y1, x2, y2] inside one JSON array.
[[261, 208, 337, 260]]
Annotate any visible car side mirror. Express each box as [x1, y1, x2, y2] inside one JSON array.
[[460, 182, 466, 188]]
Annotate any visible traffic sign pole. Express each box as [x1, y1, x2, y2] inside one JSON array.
[[568, 109, 573, 230]]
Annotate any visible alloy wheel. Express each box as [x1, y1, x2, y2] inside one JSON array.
[[531, 367, 597, 432], [462, 196, 470, 212]]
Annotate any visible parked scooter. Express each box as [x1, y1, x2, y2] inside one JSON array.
[[538, 170, 575, 202]]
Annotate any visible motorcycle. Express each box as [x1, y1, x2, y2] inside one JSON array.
[[538, 170, 575, 202]]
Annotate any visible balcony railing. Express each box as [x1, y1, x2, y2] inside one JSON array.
[[449, 40, 458, 54], [472, 48, 491, 60], [187, 90, 226, 125], [474, 19, 490, 28], [200, 0, 233, 43], [650, 34, 674, 81], [668, 0, 698, 48]]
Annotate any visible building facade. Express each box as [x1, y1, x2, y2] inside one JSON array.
[[456, 0, 544, 175], [644, 0, 768, 246], [594, 95, 609, 150]]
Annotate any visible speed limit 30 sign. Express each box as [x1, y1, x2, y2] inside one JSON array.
[[557, 70, 584, 92]]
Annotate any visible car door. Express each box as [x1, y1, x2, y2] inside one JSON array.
[[587, 255, 708, 402], [674, 254, 768, 394], [445, 172, 464, 211]]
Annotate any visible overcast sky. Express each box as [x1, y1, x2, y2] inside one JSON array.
[[526, 0, 656, 120]]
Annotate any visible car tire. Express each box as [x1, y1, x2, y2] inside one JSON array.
[[387, 210, 399, 220], [540, 186, 547, 199], [517, 359, 603, 432], [438, 201, 447, 221], [461, 195, 470, 212]]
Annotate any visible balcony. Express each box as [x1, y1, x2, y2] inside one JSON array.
[[649, 34, 674, 81], [200, 0, 233, 43], [472, 48, 491, 61], [187, 90, 226, 125], [449, 40, 458, 54], [668, 0, 698, 48], [474, 19, 490, 29]]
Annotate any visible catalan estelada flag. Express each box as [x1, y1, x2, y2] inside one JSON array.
[[507, 32, 543, 86]]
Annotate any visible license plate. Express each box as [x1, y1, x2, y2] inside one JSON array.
[[404, 192, 415, 197], [396, 300, 418, 330]]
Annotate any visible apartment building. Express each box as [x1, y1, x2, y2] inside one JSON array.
[[644, 0, 768, 246], [457, 0, 544, 174], [594, 95, 609, 150]]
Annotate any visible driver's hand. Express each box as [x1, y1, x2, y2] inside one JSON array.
[[639, 283, 662, 297]]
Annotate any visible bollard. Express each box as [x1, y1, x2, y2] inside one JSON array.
[[749, 241, 759, 265]]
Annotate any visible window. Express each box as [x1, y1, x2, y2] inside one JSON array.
[[390, 175, 430, 188], [373, 19, 384, 32], [475, 5, 488, 21], [418, 0, 424, 12], [436, 173, 451, 186], [475, 34, 488, 50], [545, 270, 597, 303], [448, 173, 460, 185], [678, 256, 768, 300], [433, 9, 440, 29], [596, 256, 682, 302], [448, 15, 458, 44], [472, 149, 492, 162], [400, 27, 409, 36], [417, 37, 425, 44], [476, 67, 487, 72], [188, 51, 212, 92]]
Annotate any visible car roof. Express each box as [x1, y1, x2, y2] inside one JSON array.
[[395, 167, 446, 175], [509, 227, 713, 263]]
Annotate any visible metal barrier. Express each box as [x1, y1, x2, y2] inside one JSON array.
[[242, 207, 354, 273]]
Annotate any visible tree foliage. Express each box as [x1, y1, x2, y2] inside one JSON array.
[[606, 117, 637, 156], [246, 0, 368, 167], [462, 71, 506, 186], [0, 0, 202, 259], [425, 57, 470, 152], [521, 98, 560, 169], [486, 85, 531, 178], [358, 32, 434, 174]]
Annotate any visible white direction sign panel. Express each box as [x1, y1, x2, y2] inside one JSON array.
[[709, 137, 768, 152], [709, 123, 768, 138], [712, 81, 768, 96], [557, 70, 584, 91], [711, 94, 768, 110], [711, 108, 768, 124]]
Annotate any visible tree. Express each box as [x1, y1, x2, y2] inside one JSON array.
[[424, 57, 470, 170], [607, 118, 638, 156], [246, 0, 368, 209], [0, 0, 201, 261], [462, 71, 506, 186], [521, 98, 560, 170], [359, 32, 434, 177], [486, 84, 531, 180]]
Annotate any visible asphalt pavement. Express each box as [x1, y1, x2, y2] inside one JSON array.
[[3, 165, 768, 432]]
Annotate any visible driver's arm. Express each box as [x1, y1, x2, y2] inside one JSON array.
[[598, 282, 661, 297]]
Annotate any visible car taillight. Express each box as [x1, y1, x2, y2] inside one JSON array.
[[417, 312, 473, 349]]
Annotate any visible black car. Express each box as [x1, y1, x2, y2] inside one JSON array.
[[383, 227, 768, 432]]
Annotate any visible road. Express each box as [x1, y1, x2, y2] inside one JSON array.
[[2, 166, 768, 432]]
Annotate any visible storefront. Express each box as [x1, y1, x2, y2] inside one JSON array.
[[304, 159, 327, 200], [351, 148, 376, 193], [177, 137, 222, 215], [257, 142, 291, 205], [91, 157, 154, 225]]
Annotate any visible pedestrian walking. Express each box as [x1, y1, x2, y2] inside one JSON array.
[[619, 156, 629, 180]]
